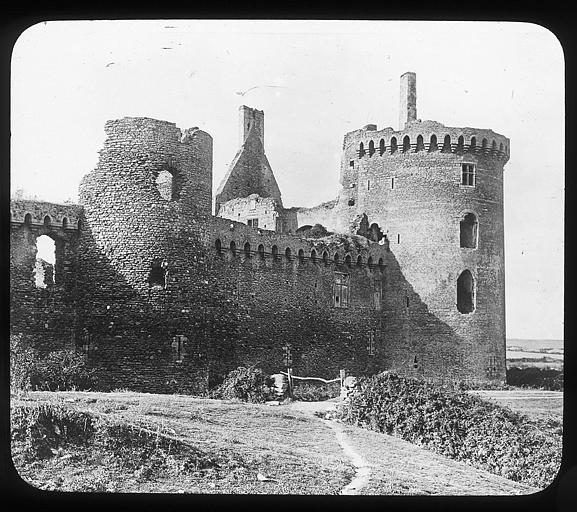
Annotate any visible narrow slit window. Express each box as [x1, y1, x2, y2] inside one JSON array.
[[460, 213, 478, 248], [368, 330, 376, 356]]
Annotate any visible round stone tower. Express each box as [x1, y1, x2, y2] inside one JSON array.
[[79, 117, 213, 291], [334, 73, 510, 382]]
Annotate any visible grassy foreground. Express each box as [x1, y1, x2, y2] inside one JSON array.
[[11, 391, 353, 494]]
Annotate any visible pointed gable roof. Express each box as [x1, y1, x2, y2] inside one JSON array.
[[215, 112, 282, 213]]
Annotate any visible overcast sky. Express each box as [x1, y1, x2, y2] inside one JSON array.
[[10, 20, 564, 340]]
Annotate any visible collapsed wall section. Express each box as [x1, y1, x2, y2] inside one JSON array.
[[10, 199, 83, 354]]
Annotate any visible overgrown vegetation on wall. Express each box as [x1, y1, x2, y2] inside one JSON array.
[[211, 366, 272, 403], [292, 381, 340, 402], [337, 372, 562, 489], [10, 334, 97, 393]]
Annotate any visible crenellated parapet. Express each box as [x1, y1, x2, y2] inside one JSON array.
[[10, 199, 83, 230], [344, 120, 510, 164], [211, 216, 389, 273]]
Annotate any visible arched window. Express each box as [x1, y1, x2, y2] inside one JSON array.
[[215, 238, 222, 255], [272, 245, 279, 259], [460, 213, 478, 248], [457, 135, 464, 153], [285, 247, 292, 260], [378, 258, 384, 271], [357, 255, 363, 267], [390, 137, 397, 153], [62, 217, 68, 229], [429, 134, 438, 152], [442, 135, 451, 153], [311, 249, 317, 263], [457, 270, 475, 314], [359, 142, 365, 157], [491, 140, 497, 153], [24, 213, 32, 225], [368, 140, 375, 156], [416, 134, 424, 152], [499, 142, 504, 153], [35, 234, 56, 288], [345, 254, 352, 266], [402, 135, 410, 153], [244, 242, 251, 258], [470, 137, 477, 152], [44, 215, 51, 227], [367, 256, 373, 269], [77, 219, 83, 230], [369, 223, 383, 242], [298, 249, 305, 263], [258, 244, 265, 259], [482, 138, 488, 151], [230, 240, 237, 257], [379, 139, 385, 155], [322, 250, 329, 265], [334, 253, 340, 264]]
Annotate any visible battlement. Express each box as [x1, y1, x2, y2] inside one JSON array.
[[344, 120, 510, 164], [10, 199, 83, 229], [211, 216, 389, 271]]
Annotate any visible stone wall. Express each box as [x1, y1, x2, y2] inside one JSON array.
[[333, 119, 509, 381], [216, 194, 282, 232], [10, 105, 510, 391], [10, 199, 83, 354]]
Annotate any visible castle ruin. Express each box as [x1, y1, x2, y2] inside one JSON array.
[[10, 72, 509, 392]]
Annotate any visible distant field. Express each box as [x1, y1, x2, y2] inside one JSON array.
[[506, 338, 563, 370]]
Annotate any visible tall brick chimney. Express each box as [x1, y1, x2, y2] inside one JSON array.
[[399, 72, 417, 130]]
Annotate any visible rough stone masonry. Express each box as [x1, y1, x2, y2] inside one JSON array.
[[10, 72, 509, 392]]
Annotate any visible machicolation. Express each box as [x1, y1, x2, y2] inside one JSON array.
[[10, 72, 509, 392]]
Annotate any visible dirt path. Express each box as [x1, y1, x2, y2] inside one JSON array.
[[287, 399, 539, 495]]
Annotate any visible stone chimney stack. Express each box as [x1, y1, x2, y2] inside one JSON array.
[[239, 105, 264, 146], [399, 72, 417, 130]]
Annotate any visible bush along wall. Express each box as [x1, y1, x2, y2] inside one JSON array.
[[336, 372, 562, 489]]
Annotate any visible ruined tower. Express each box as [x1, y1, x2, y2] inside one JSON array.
[[332, 72, 509, 382], [215, 105, 285, 232]]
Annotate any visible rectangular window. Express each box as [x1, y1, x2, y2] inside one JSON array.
[[391, 177, 395, 189], [461, 163, 476, 186], [248, 218, 259, 228], [350, 160, 355, 168], [171, 334, 187, 363], [368, 330, 376, 356], [333, 272, 350, 308], [367, 180, 370, 190], [249, 199, 257, 210]]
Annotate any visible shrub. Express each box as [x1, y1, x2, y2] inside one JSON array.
[[11, 402, 96, 460], [507, 367, 563, 391], [292, 381, 340, 402], [28, 349, 98, 391], [212, 366, 272, 403], [10, 334, 39, 393], [337, 372, 562, 489], [10, 335, 98, 392]]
